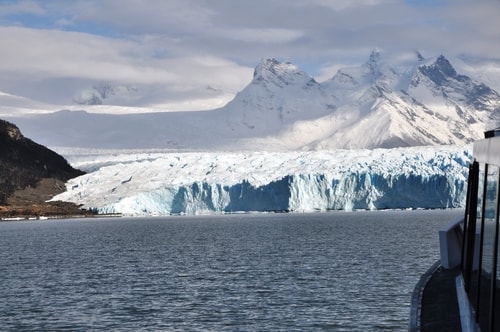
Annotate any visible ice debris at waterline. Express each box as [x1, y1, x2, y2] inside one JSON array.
[[52, 145, 472, 216]]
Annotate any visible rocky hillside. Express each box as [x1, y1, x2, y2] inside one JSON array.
[[0, 119, 89, 217]]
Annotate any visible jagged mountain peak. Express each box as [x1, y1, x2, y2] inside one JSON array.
[[252, 58, 317, 88], [328, 50, 386, 88], [223, 58, 325, 132], [416, 51, 425, 62], [434, 55, 458, 77], [368, 48, 382, 63], [253, 58, 297, 76], [417, 54, 461, 85], [412, 54, 500, 113], [362, 48, 384, 75]]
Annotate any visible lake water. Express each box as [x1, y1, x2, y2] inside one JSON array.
[[0, 209, 462, 331]]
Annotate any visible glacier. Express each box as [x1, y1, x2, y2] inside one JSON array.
[[52, 145, 472, 216]]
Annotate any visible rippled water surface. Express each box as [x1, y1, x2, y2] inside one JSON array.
[[0, 210, 462, 331]]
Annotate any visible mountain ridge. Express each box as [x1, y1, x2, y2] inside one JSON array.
[[4, 51, 500, 151]]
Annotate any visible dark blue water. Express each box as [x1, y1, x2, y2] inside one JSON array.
[[0, 210, 462, 331]]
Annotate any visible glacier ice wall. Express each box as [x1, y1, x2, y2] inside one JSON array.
[[53, 145, 472, 216]]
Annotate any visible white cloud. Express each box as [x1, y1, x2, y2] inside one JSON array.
[[306, 0, 398, 11], [0, 25, 252, 107], [0, 0, 45, 16], [0, 26, 167, 82], [220, 28, 305, 44], [0, 0, 499, 111]]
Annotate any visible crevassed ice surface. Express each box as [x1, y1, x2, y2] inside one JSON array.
[[53, 145, 472, 216]]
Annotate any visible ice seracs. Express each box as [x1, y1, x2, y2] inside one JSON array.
[[52, 145, 472, 216]]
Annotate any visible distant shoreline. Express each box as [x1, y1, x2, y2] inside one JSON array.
[[0, 201, 103, 221], [0, 211, 122, 222]]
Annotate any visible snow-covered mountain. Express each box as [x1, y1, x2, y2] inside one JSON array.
[[72, 83, 140, 106], [5, 51, 500, 150], [52, 145, 471, 216], [311, 52, 500, 148]]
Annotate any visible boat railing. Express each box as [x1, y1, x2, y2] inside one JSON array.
[[439, 218, 464, 269]]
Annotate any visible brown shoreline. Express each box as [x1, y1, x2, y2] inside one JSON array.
[[0, 201, 98, 220]]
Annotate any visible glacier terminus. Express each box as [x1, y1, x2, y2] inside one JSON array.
[[53, 145, 471, 216]]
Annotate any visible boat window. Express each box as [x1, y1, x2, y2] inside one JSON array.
[[495, 222, 500, 332], [468, 162, 485, 307], [478, 164, 499, 331]]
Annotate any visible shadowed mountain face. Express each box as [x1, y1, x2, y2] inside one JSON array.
[[0, 119, 84, 204]]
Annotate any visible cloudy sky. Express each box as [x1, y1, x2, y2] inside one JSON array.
[[1, 0, 499, 111]]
